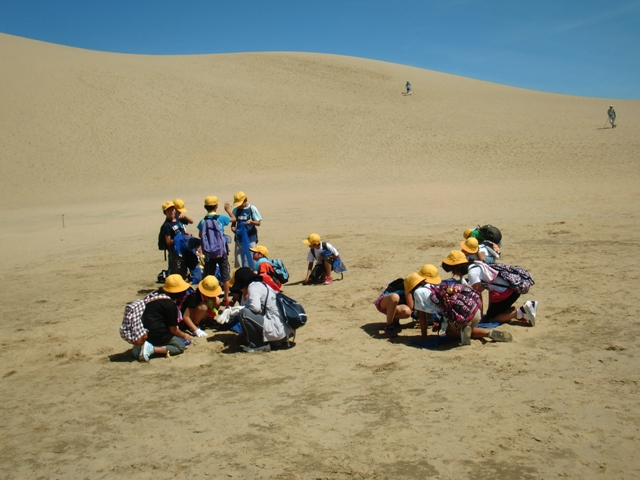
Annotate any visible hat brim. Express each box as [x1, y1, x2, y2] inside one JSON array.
[[460, 240, 478, 253], [175, 207, 187, 213], [199, 284, 222, 298], [443, 257, 468, 266], [302, 239, 311, 246], [163, 280, 191, 293], [233, 198, 246, 206], [425, 276, 441, 285]]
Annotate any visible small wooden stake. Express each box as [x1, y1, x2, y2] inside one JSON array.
[[62, 214, 65, 228]]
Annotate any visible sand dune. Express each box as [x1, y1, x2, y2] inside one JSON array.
[[1, 32, 640, 479]]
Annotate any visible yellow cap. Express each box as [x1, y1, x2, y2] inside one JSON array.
[[198, 275, 222, 298], [463, 228, 473, 239], [249, 245, 269, 257], [162, 201, 175, 212], [442, 250, 469, 266], [460, 237, 479, 254], [163, 274, 191, 293], [204, 196, 219, 207], [418, 264, 442, 284], [404, 273, 425, 294], [233, 191, 247, 206], [303, 233, 321, 246], [173, 198, 187, 213]]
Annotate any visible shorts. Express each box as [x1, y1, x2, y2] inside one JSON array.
[[486, 290, 520, 319], [374, 294, 387, 313], [204, 255, 231, 282]]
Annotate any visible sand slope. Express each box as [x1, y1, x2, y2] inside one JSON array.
[[1, 33, 640, 479]]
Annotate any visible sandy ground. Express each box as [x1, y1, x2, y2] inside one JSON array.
[[1, 33, 640, 479]]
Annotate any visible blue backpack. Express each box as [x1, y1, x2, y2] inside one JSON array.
[[201, 216, 226, 258], [270, 259, 289, 284]]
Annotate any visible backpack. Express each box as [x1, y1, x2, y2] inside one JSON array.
[[478, 224, 502, 244], [490, 263, 535, 294], [120, 292, 171, 344], [482, 241, 501, 258], [269, 259, 289, 284], [201, 216, 227, 258], [276, 292, 307, 329], [429, 283, 481, 327], [158, 226, 168, 251]]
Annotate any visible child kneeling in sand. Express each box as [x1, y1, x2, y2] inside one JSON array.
[[302, 233, 341, 285], [406, 267, 512, 345], [134, 274, 193, 361], [442, 250, 538, 326]]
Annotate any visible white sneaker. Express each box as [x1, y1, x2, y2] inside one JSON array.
[[139, 341, 154, 362], [523, 301, 538, 326], [460, 326, 471, 346]]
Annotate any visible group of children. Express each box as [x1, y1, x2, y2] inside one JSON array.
[[375, 225, 538, 346], [127, 193, 346, 360]]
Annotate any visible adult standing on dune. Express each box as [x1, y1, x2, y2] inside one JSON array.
[[608, 105, 616, 128]]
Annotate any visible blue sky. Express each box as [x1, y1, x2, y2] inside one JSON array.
[[1, 0, 639, 99]]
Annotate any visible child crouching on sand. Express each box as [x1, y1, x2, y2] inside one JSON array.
[[302, 233, 342, 285], [179, 275, 223, 337], [135, 274, 193, 361]]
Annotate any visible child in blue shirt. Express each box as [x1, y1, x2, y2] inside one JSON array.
[[231, 191, 262, 268]]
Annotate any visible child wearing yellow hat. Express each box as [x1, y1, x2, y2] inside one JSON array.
[[179, 276, 224, 337], [231, 191, 262, 268], [302, 233, 341, 285]]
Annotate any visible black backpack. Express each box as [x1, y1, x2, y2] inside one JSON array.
[[478, 224, 502, 244]]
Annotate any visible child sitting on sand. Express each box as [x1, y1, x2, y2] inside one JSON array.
[[302, 233, 341, 285]]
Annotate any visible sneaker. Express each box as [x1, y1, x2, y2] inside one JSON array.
[[383, 324, 400, 338], [323, 276, 333, 285], [523, 300, 538, 326], [243, 344, 271, 353], [460, 326, 472, 346], [139, 341, 154, 362], [131, 344, 142, 359], [489, 329, 513, 342]]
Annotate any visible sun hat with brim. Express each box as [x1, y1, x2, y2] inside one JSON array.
[[230, 267, 262, 293], [442, 250, 469, 266], [162, 201, 175, 212], [418, 264, 442, 284], [463, 228, 473, 239], [460, 237, 479, 254], [233, 191, 247, 206], [303, 233, 321, 246], [204, 196, 219, 207], [198, 275, 222, 298], [404, 272, 427, 294], [249, 245, 269, 257], [163, 274, 191, 293], [173, 198, 187, 213]]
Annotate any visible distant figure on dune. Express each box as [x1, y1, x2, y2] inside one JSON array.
[[405, 81, 412, 95], [608, 105, 616, 128]]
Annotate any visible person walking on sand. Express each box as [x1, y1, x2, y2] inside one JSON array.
[[406, 81, 412, 95], [608, 105, 616, 128]]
